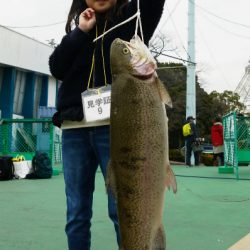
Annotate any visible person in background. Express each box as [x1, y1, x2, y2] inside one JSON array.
[[211, 117, 224, 166], [184, 116, 200, 167], [49, 0, 166, 249]]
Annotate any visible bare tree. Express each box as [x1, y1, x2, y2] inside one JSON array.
[[149, 32, 177, 63], [47, 39, 57, 48]]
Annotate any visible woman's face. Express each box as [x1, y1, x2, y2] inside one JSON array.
[[85, 0, 117, 13]]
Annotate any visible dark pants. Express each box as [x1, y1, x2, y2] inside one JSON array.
[[62, 126, 120, 250], [213, 153, 224, 166], [185, 140, 200, 166]]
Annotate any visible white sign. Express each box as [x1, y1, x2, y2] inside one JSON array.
[[82, 85, 111, 122]]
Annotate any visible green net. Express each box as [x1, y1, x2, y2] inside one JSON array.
[[237, 116, 250, 150], [223, 112, 250, 179], [0, 119, 62, 169]]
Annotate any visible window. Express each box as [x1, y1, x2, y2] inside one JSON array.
[[0, 67, 3, 116], [0, 67, 3, 94], [33, 75, 42, 118], [13, 70, 26, 115]]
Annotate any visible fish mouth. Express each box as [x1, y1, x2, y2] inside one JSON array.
[[132, 72, 155, 80], [131, 62, 156, 79], [123, 40, 157, 78]]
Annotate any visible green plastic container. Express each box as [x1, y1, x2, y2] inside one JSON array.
[[52, 168, 60, 176], [218, 166, 234, 174]]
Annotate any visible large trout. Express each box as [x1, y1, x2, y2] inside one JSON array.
[[107, 36, 177, 250]]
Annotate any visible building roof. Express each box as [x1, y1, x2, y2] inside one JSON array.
[[0, 25, 54, 75]]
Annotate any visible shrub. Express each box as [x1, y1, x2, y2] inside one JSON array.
[[169, 149, 185, 162], [200, 153, 214, 166]]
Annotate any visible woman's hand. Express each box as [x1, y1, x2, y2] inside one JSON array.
[[78, 8, 96, 33]]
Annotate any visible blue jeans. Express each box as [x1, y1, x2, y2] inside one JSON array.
[[62, 126, 120, 250]]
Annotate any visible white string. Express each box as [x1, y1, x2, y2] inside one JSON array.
[[134, 11, 139, 37], [134, 0, 140, 37], [138, 12, 144, 42], [93, 12, 139, 42], [94, 0, 143, 42], [134, 0, 144, 42]]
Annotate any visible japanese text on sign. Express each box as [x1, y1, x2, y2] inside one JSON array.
[[82, 90, 111, 122]]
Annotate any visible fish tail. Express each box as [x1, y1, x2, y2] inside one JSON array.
[[166, 164, 177, 193]]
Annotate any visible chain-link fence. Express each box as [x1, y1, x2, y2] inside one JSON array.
[[223, 112, 250, 179], [0, 119, 62, 170]]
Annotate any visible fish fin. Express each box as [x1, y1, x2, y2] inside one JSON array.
[[156, 78, 172, 108], [166, 164, 177, 193], [106, 160, 117, 200], [152, 224, 166, 250]]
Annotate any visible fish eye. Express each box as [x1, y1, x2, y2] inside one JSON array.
[[122, 48, 129, 54]]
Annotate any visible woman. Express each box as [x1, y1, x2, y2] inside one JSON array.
[[211, 117, 224, 166], [49, 0, 166, 249]]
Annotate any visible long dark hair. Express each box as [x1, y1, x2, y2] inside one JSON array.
[[65, 0, 129, 33]]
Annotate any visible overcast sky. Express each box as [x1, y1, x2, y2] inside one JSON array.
[[0, 0, 250, 94]]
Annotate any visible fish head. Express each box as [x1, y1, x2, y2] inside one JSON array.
[[110, 36, 157, 80]]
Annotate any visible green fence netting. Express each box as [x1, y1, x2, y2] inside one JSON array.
[[223, 112, 250, 179], [0, 119, 62, 170]]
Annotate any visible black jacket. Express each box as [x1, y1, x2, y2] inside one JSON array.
[[185, 122, 199, 143], [49, 0, 166, 127]]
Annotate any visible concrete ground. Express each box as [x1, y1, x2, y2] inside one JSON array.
[[0, 165, 250, 250]]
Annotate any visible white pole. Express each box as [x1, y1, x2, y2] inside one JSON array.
[[186, 0, 196, 165], [186, 0, 196, 119]]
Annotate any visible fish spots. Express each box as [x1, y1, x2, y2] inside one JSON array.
[[130, 98, 140, 105], [120, 184, 141, 200], [131, 156, 146, 163], [120, 147, 132, 154], [118, 160, 141, 170], [120, 207, 141, 227], [118, 156, 146, 170]]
